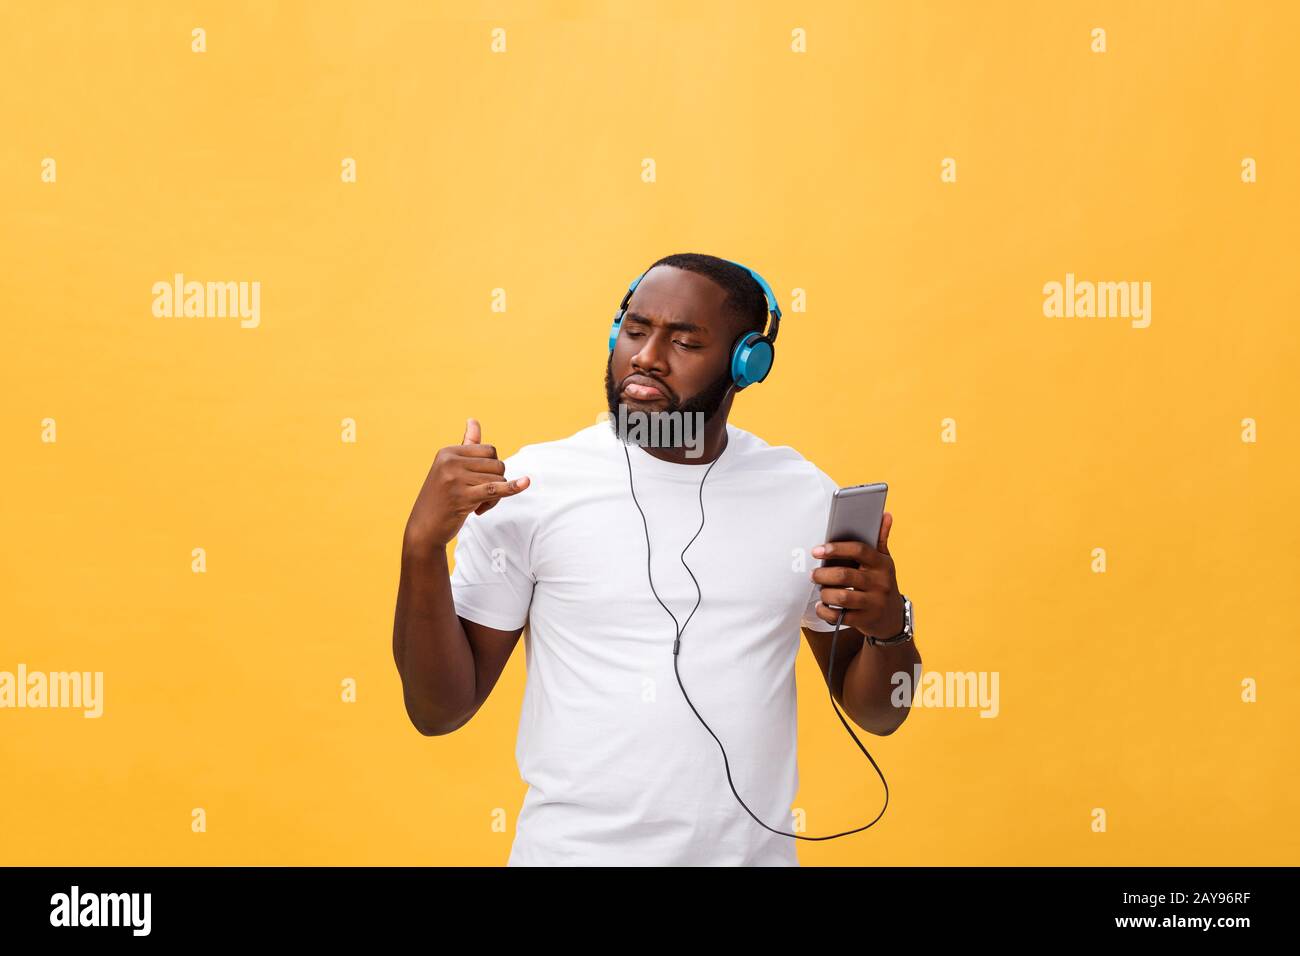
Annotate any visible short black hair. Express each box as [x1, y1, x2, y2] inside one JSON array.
[[645, 252, 770, 341]]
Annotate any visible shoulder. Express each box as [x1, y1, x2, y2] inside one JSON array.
[[457, 424, 602, 542], [503, 421, 609, 471], [492, 421, 613, 505], [725, 424, 838, 495]]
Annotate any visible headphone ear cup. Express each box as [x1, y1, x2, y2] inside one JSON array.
[[753, 339, 775, 383], [730, 334, 774, 389], [608, 312, 624, 352]]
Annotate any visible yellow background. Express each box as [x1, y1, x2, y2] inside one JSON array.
[[2, 0, 1296, 865]]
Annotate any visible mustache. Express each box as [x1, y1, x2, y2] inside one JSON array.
[[604, 352, 734, 419]]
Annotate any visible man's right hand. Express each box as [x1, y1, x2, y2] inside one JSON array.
[[403, 417, 530, 551]]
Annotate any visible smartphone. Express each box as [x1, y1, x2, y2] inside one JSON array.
[[816, 482, 888, 609]]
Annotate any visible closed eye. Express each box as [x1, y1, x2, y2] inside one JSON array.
[[624, 329, 702, 349]]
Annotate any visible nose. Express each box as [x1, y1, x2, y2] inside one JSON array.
[[629, 329, 668, 378]]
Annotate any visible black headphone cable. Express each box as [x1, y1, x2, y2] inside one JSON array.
[[620, 440, 890, 841]]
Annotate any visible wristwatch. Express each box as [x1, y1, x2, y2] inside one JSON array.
[[867, 594, 913, 647]]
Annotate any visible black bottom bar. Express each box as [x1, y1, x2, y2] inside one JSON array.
[[0, 866, 1288, 941]]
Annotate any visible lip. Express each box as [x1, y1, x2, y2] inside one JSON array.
[[622, 375, 667, 401]]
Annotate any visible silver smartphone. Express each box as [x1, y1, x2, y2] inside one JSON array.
[[817, 482, 888, 608]]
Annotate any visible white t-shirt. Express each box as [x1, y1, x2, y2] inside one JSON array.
[[449, 419, 841, 866]]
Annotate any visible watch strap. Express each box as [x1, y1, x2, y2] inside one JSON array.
[[867, 595, 913, 647]]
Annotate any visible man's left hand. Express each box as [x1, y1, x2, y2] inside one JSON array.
[[810, 512, 905, 639]]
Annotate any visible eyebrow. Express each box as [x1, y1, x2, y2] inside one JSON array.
[[624, 311, 710, 336]]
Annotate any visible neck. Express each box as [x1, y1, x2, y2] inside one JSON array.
[[636, 394, 734, 466]]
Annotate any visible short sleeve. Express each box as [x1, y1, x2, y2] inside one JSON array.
[[800, 465, 842, 633], [448, 455, 537, 631]]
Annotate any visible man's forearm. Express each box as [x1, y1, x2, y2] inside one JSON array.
[[392, 537, 476, 734], [840, 638, 922, 736]]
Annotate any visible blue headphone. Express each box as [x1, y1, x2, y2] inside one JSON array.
[[607, 258, 783, 390]]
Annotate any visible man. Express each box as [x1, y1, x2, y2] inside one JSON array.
[[393, 253, 921, 865]]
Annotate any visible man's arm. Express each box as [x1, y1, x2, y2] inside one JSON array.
[[393, 541, 524, 735], [802, 510, 919, 735], [802, 625, 921, 736], [392, 417, 531, 736]]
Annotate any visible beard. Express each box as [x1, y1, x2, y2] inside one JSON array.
[[604, 352, 734, 434]]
